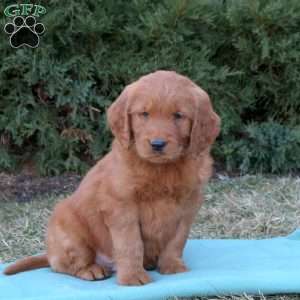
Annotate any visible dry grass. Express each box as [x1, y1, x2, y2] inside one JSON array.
[[1, 175, 300, 300], [192, 175, 300, 239]]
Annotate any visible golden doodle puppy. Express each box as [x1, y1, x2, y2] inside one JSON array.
[[4, 70, 220, 285]]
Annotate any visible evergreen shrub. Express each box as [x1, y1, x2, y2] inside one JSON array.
[[0, 0, 299, 174]]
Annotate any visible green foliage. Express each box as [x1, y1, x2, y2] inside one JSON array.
[[0, 0, 299, 174], [219, 122, 300, 174]]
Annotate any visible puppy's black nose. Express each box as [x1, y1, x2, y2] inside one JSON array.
[[150, 139, 167, 152]]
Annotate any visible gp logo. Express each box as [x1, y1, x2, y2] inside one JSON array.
[[3, 4, 47, 48]]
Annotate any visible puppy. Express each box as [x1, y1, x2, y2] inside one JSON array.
[[4, 70, 220, 285]]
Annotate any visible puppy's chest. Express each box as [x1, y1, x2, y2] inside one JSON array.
[[138, 198, 181, 241], [133, 181, 192, 203], [132, 175, 196, 243]]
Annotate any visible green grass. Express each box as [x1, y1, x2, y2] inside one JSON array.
[[1, 175, 300, 300]]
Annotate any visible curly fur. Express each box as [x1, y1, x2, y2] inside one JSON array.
[[4, 70, 220, 285]]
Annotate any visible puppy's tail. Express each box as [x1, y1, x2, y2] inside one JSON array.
[[3, 254, 49, 275]]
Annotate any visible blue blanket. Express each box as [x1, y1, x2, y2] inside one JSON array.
[[1, 230, 300, 300]]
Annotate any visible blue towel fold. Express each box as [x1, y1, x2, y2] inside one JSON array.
[[1, 230, 300, 300]]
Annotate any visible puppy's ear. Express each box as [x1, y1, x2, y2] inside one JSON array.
[[189, 86, 220, 156], [107, 85, 132, 148]]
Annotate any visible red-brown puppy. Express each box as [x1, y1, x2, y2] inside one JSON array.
[[4, 70, 220, 285]]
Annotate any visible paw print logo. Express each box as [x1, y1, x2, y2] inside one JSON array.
[[4, 16, 45, 48]]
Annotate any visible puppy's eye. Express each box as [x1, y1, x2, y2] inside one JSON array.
[[140, 111, 149, 118], [173, 112, 183, 120]]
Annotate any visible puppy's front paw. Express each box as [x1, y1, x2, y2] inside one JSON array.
[[158, 258, 188, 274], [117, 269, 151, 286]]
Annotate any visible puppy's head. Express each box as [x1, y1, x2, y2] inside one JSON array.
[[107, 71, 220, 163]]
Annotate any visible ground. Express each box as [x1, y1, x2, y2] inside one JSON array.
[[0, 174, 300, 300]]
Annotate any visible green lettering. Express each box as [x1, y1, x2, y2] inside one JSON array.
[[33, 5, 46, 17], [21, 4, 33, 16], [4, 4, 20, 17]]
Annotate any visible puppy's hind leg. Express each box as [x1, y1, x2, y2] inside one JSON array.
[[47, 203, 111, 281], [75, 263, 111, 281], [48, 227, 112, 280]]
